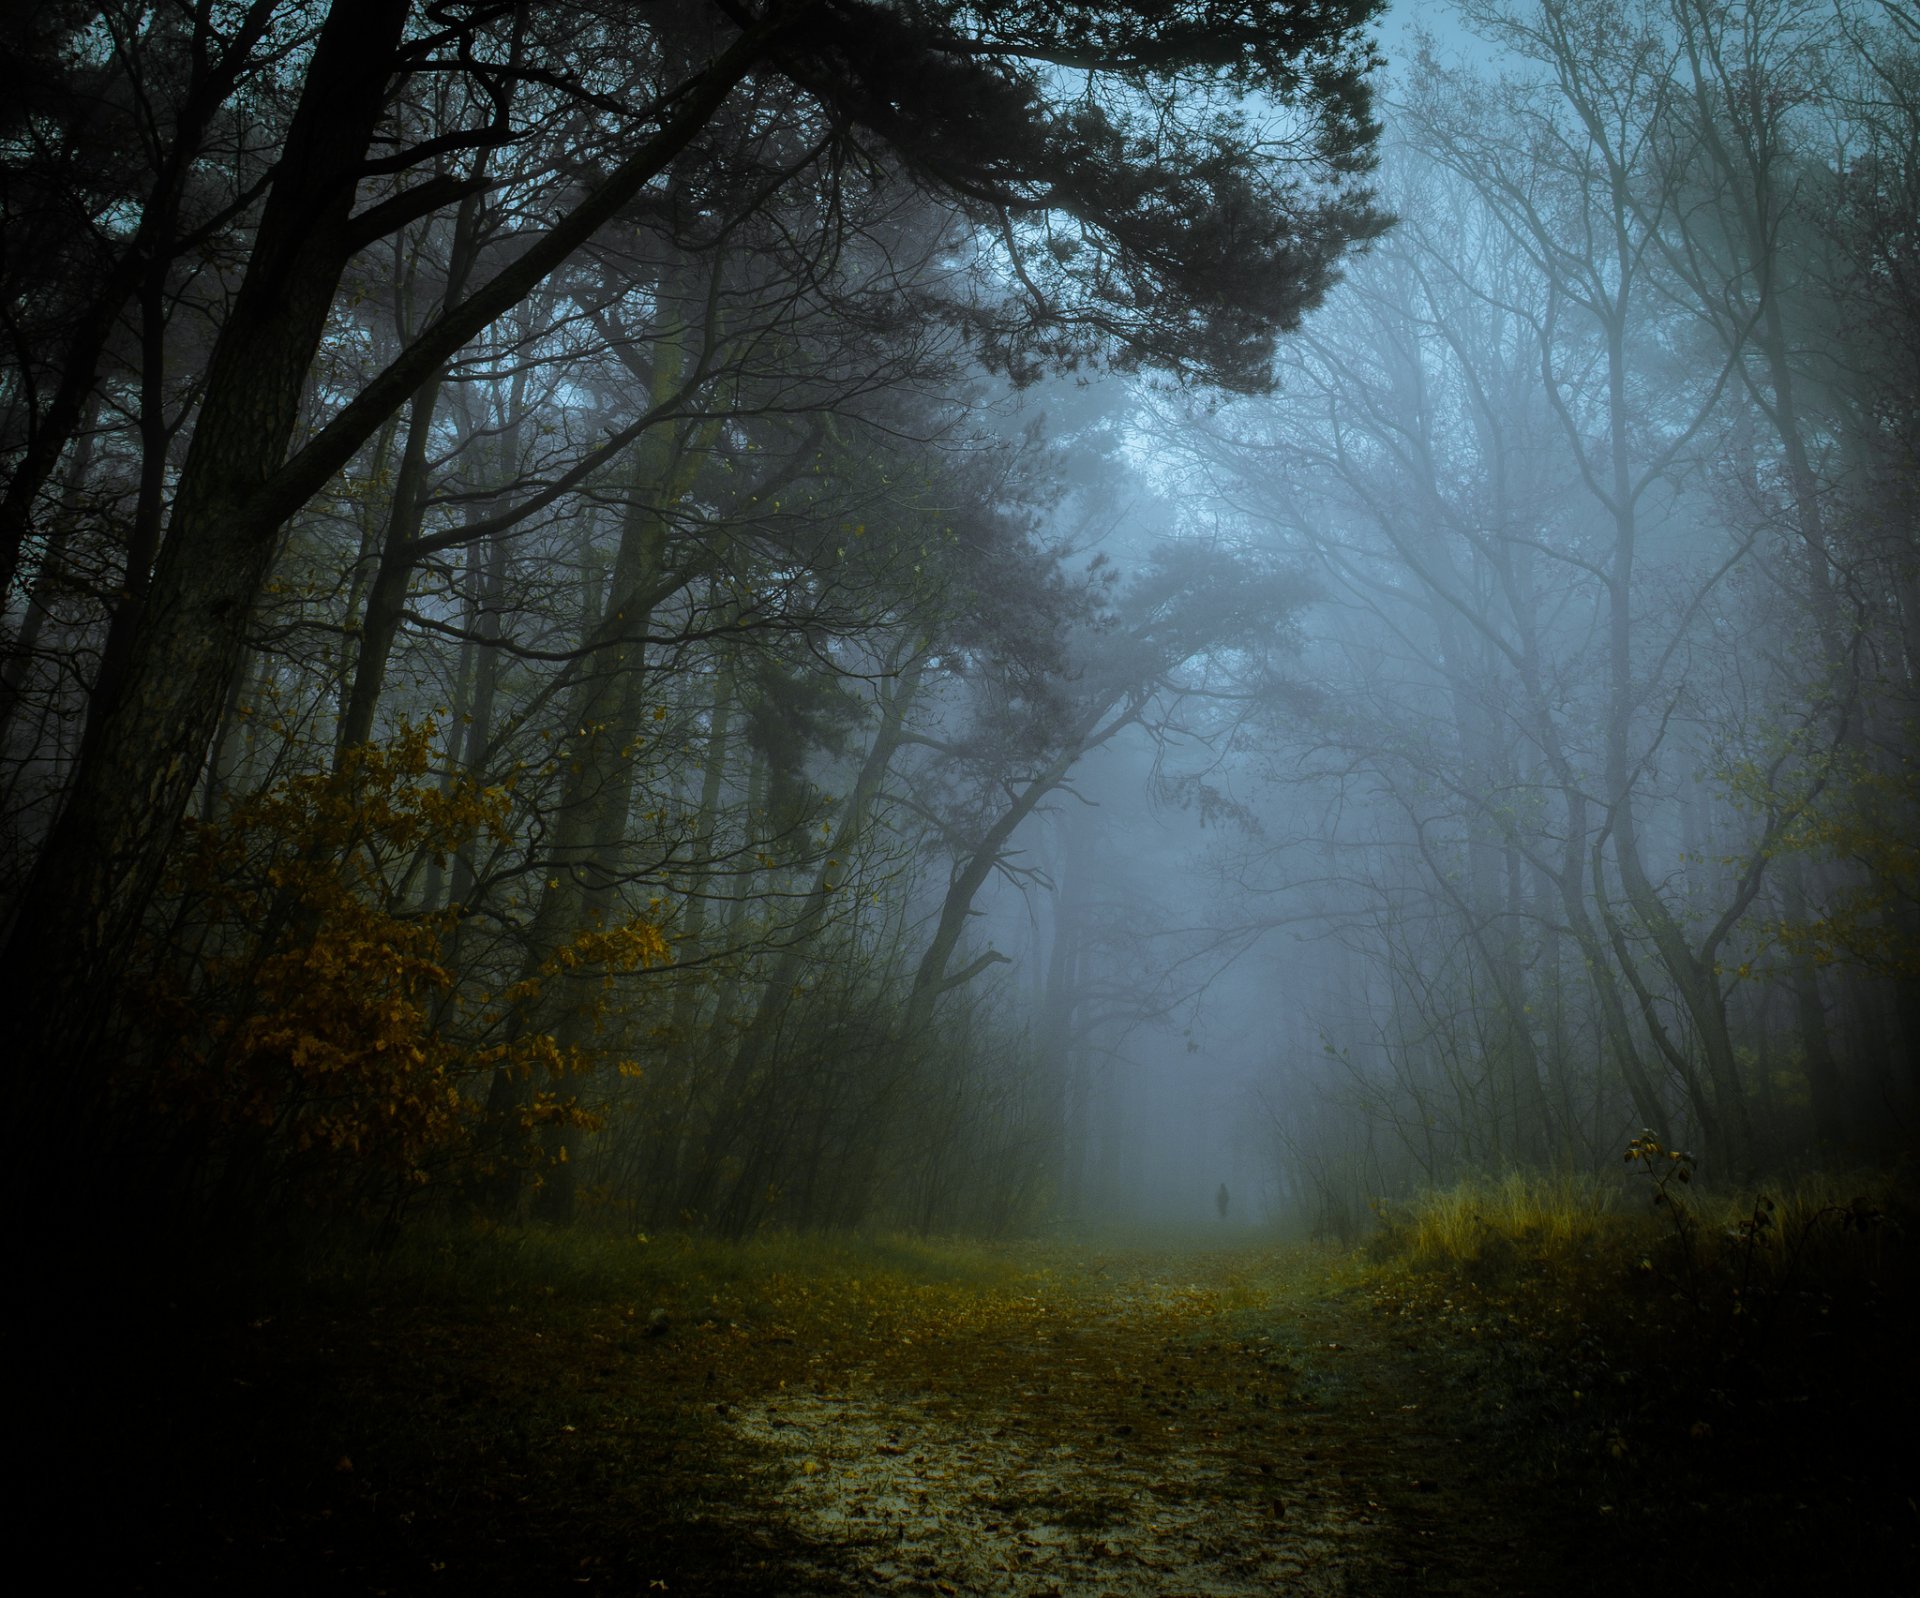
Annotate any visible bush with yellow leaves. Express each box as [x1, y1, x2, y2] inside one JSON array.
[[142, 725, 666, 1212]]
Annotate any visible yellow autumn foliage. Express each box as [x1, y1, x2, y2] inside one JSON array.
[[145, 725, 667, 1203]]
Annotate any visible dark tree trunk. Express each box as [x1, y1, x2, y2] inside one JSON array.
[[5, 0, 413, 1167]]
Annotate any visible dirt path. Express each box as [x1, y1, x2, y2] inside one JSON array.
[[74, 1230, 1915, 1593], [669, 1248, 1545, 1597], [90, 1241, 1579, 1595]]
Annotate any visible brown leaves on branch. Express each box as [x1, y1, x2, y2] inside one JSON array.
[[139, 724, 666, 1206]]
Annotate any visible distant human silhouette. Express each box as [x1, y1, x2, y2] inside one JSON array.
[[1216, 1181, 1230, 1221]]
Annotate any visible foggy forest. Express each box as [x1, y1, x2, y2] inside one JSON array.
[[4, 0, 1915, 1591]]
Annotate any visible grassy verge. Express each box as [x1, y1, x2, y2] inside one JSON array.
[[1357, 1153, 1919, 1590]]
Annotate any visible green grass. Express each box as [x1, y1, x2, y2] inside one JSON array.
[[34, 1178, 1916, 1595]]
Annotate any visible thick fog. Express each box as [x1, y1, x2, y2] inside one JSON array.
[[940, 0, 1919, 1235], [3, 0, 1912, 1245]]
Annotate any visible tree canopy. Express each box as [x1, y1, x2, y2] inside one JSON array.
[[0, 0, 1385, 1230]]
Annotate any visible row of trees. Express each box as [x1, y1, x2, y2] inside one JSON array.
[[0, 0, 1386, 1241], [1155, 0, 1917, 1222]]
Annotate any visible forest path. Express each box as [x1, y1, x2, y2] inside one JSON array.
[[676, 1246, 1543, 1597], [94, 1240, 1567, 1595]]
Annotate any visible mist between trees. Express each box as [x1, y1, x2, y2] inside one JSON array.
[[1, 0, 1912, 1260]]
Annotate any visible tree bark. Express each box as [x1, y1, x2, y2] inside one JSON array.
[[5, 0, 414, 1152], [676, 651, 926, 1223]]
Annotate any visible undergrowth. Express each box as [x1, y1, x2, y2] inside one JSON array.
[[1361, 1144, 1917, 1589]]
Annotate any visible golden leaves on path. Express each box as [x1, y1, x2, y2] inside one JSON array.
[[636, 1250, 1383, 1597]]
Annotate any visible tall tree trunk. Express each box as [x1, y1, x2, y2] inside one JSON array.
[[497, 489, 670, 1221], [4, 0, 413, 1160], [1041, 815, 1091, 1222], [493, 309, 714, 1221], [0, 394, 100, 742], [1779, 862, 1844, 1147], [335, 186, 489, 758], [898, 741, 1079, 1041], [1598, 303, 1754, 1171], [676, 652, 926, 1223]]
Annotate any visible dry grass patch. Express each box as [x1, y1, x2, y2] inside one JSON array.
[[1359, 1152, 1918, 1591]]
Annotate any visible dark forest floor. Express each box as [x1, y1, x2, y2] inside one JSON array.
[[35, 1235, 1916, 1595]]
